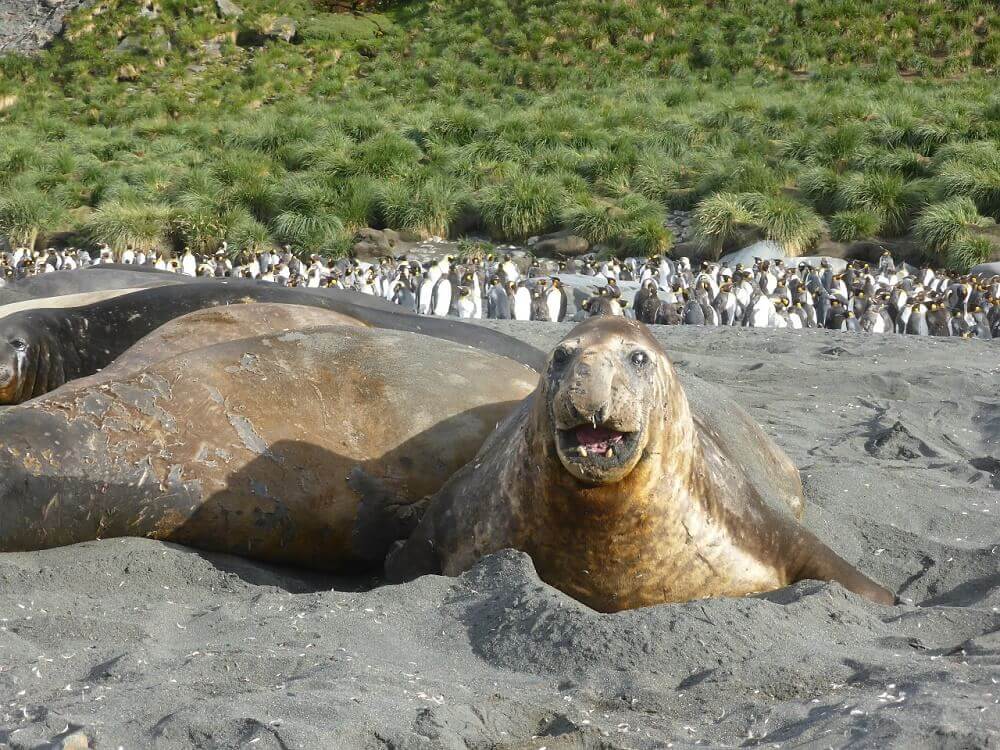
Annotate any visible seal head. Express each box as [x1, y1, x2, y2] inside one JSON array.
[[0, 321, 66, 405], [545, 316, 673, 487]]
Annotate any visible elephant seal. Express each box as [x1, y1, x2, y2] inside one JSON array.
[[0, 280, 544, 404], [100, 303, 366, 378], [9, 267, 190, 298], [387, 316, 895, 611], [0, 326, 537, 569], [0, 288, 146, 319]]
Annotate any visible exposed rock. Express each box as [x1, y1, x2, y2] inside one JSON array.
[[114, 35, 146, 54], [719, 239, 785, 267], [529, 230, 590, 257], [352, 228, 395, 257], [215, 0, 241, 19], [237, 17, 298, 47], [263, 15, 297, 42], [0, 0, 89, 54], [971, 261, 1000, 278]]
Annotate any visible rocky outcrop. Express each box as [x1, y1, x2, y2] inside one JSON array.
[[0, 0, 88, 55], [527, 230, 590, 257]]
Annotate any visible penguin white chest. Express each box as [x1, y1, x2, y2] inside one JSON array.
[[513, 288, 532, 320]]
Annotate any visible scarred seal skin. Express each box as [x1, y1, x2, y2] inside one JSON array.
[[387, 316, 896, 611], [0, 279, 545, 404], [0, 326, 537, 569]]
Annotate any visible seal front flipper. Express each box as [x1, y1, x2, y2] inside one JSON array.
[[384, 530, 441, 583], [785, 525, 897, 606], [348, 466, 428, 564]]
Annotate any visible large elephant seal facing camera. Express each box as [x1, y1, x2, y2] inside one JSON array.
[[387, 316, 895, 611]]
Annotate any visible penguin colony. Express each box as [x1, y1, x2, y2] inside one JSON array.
[[4, 243, 998, 339]]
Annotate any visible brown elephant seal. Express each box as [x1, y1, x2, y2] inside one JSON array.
[[386, 316, 895, 611], [100, 302, 367, 378], [0, 326, 537, 569]]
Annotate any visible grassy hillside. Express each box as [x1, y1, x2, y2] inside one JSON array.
[[0, 0, 998, 266]]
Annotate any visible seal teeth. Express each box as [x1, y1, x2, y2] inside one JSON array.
[[606, 447, 614, 458], [578, 445, 588, 458]]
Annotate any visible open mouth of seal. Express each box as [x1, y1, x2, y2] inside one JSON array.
[[554, 422, 643, 481]]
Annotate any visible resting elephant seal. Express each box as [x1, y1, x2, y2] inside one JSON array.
[[0, 326, 537, 569], [387, 317, 895, 611], [8, 267, 190, 299], [0, 280, 544, 404], [99, 303, 366, 378]]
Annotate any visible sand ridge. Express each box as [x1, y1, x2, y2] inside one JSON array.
[[0, 322, 996, 748]]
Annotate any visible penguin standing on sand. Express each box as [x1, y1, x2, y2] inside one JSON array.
[[417, 272, 434, 315], [430, 274, 453, 317], [971, 306, 992, 340], [712, 281, 739, 326], [486, 278, 511, 319], [949, 309, 972, 338], [501, 255, 520, 284], [825, 297, 848, 330], [392, 283, 417, 312], [181, 247, 197, 277], [456, 287, 477, 319], [682, 291, 705, 325], [905, 303, 929, 336], [546, 277, 568, 323], [512, 282, 532, 321], [926, 301, 952, 337], [530, 287, 550, 321]]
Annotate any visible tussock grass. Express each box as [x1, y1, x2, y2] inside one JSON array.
[[0, 0, 995, 269], [479, 172, 564, 240], [830, 210, 882, 242], [85, 200, 172, 251]]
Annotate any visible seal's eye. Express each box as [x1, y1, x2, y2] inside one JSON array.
[[630, 350, 649, 368], [552, 347, 572, 367], [10, 339, 26, 352]]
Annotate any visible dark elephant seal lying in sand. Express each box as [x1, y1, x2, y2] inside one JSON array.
[[0, 280, 542, 404], [0, 326, 537, 569], [387, 317, 895, 610]]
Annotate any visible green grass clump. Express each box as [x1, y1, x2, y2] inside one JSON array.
[[836, 172, 929, 235], [914, 197, 992, 255], [378, 175, 465, 238], [479, 173, 564, 240], [743, 193, 827, 254], [692, 193, 754, 258], [562, 193, 668, 253], [936, 142, 1000, 216], [914, 197, 996, 268], [0, 189, 64, 248], [84, 200, 172, 252], [626, 215, 673, 256], [830, 210, 882, 242], [948, 235, 996, 270]]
